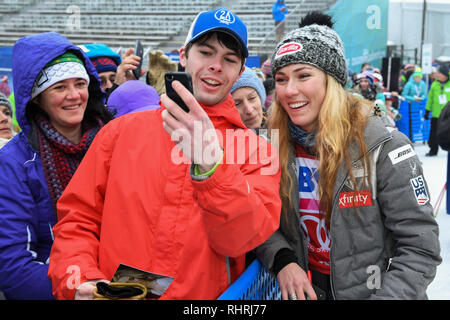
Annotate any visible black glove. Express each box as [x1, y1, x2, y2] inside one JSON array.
[[95, 282, 144, 299], [424, 110, 430, 120]]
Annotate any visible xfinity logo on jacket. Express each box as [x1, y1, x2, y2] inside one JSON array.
[[339, 190, 373, 209]]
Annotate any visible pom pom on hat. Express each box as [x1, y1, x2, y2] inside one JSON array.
[[271, 11, 347, 86], [299, 11, 333, 28]]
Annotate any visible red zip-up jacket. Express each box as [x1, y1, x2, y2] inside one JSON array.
[[48, 94, 281, 299]]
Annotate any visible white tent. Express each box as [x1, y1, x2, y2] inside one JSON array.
[[388, 0, 450, 61]]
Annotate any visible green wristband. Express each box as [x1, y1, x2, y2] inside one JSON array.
[[194, 151, 224, 177]]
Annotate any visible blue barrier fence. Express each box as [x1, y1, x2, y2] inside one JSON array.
[[218, 259, 281, 300], [396, 99, 430, 142], [395, 98, 448, 214]]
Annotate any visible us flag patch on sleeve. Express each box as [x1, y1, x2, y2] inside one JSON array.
[[410, 175, 430, 205]]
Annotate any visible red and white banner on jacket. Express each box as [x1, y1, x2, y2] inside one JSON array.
[[296, 145, 331, 274]]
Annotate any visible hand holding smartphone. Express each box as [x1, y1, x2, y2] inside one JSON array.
[[132, 40, 143, 80], [164, 72, 193, 113]]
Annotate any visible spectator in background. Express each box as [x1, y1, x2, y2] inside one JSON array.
[[261, 56, 272, 80], [0, 75, 11, 98], [345, 69, 356, 90], [0, 93, 15, 148], [231, 67, 266, 129], [354, 71, 384, 102], [0, 32, 113, 299], [428, 65, 438, 91], [261, 56, 274, 109], [252, 67, 265, 83], [399, 63, 416, 94], [107, 80, 160, 118], [402, 70, 427, 103], [360, 62, 371, 72], [272, 0, 289, 43], [82, 43, 121, 91], [83, 43, 146, 97], [263, 77, 275, 110], [425, 64, 450, 156]]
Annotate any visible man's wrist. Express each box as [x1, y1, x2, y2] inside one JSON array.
[[195, 149, 224, 176]]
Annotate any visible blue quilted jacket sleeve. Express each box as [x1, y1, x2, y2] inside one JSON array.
[[0, 134, 55, 300]]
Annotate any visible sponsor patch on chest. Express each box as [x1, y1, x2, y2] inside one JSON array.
[[410, 175, 429, 205], [339, 190, 373, 209], [388, 144, 416, 165]]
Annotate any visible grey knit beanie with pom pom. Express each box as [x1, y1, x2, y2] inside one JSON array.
[[271, 12, 348, 87]]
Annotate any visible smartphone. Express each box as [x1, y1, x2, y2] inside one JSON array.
[[132, 40, 143, 80], [164, 72, 193, 113]]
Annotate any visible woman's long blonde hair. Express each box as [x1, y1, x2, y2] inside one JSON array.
[[268, 74, 371, 225]]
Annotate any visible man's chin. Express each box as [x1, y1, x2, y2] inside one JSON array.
[[195, 93, 227, 106]]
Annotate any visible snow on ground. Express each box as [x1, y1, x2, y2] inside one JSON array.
[[415, 143, 449, 300]]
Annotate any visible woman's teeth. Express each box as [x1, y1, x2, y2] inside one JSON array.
[[63, 105, 80, 110], [289, 102, 308, 109]]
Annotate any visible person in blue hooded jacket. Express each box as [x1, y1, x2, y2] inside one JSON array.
[[272, 0, 289, 43], [402, 70, 427, 104], [0, 32, 113, 299]]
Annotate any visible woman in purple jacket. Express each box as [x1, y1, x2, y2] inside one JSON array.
[[0, 32, 112, 299]]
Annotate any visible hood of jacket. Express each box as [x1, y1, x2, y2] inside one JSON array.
[[107, 80, 160, 117], [12, 32, 103, 137]]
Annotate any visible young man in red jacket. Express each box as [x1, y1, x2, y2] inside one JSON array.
[[48, 8, 281, 300]]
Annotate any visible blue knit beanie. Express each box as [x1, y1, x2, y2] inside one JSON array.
[[81, 43, 121, 74], [231, 68, 266, 106]]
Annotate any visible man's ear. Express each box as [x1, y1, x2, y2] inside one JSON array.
[[240, 64, 246, 76], [179, 47, 187, 68], [31, 97, 39, 105]]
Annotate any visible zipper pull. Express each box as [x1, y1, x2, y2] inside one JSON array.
[[386, 258, 393, 271]]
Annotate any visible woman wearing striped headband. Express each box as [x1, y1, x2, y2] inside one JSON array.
[[0, 32, 113, 299]]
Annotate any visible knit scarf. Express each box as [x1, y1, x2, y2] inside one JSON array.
[[288, 118, 316, 150], [35, 114, 101, 212]]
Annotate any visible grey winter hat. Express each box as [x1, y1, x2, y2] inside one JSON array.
[[271, 16, 348, 86]]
